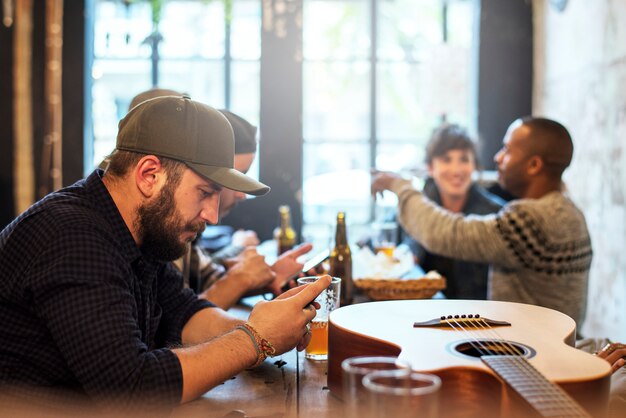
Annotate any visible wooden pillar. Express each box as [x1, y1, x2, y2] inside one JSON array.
[[13, 0, 35, 213], [1, 0, 16, 228]]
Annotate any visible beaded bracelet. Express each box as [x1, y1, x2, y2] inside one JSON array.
[[236, 323, 276, 368]]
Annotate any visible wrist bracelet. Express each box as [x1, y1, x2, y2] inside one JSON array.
[[236, 323, 276, 368]]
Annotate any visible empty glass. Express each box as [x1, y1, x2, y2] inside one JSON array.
[[363, 370, 441, 418], [341, 356, 412, 418]]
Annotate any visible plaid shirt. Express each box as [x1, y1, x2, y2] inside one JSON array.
[[0, 170, 214, 405]]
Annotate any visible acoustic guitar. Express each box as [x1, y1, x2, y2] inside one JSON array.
[[327, 300, 611, 418]]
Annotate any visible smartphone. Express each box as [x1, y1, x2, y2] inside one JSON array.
[[279, 249, 331, 293], [301, 249, 330, 274]]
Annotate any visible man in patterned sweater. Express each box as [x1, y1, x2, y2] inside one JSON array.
[[371, 117, 592, 327]]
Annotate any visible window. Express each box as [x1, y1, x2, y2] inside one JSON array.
[[90, 0, 261, 177], [301, 0, 476, 242], [88, 0, 477, 244]]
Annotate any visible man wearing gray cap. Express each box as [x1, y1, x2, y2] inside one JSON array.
[[124, 88, 313, 310], [0, 95, 328, 407]]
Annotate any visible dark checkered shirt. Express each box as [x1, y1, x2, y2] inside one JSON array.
[[0, 170, 214, 405]]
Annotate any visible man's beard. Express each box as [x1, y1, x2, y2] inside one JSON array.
[[136, 182, 206, 261]]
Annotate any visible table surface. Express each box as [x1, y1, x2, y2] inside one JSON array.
[[172, 257, 428, 418], [172, 298, 343, 418]]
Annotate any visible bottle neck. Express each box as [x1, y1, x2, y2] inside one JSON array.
[[335, 221, 348, 246], [281, 215, 291, 229], [279, 207, 292, 230]]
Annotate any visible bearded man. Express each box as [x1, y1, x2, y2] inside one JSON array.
[[0, 95, 327, 409], [123, 88, 312, 310]]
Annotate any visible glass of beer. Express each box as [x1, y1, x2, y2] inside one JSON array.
[[371, 221, 398, 257], [296, 276, 341, 360]]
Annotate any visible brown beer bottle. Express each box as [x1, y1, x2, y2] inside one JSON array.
[[276, 205, 296, 255], [329, 211, 354, 305]]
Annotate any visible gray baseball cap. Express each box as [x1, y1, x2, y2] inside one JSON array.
[[116, 95, 270, 196]]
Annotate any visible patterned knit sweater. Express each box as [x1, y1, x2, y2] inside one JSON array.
[[390, 178, 593, 326]]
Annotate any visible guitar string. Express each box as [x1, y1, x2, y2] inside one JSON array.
[[443, 316, 545, 400], [445, 316, 587, 417], [472, 318, 583, 416], [448, 317, 586, 417], [475, 318, 589, 417]]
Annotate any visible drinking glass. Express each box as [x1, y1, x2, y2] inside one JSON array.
[[296, 276, 341, 360], [371, 221, 398, 257], [341, 356, 412, 418], [363, 370, 441, 418]]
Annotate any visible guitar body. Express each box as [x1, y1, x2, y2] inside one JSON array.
[[328, 300, 611, 418]]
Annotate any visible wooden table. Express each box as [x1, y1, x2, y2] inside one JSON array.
[[172, 351, 343, 418], [172, 300, 344, 418], [173, 262, 430, 418]]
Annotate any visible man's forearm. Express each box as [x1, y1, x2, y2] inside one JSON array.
[[182, 306, 244, 346], [390, 178, 508, 265], [198, 272, 248, 310], [174, 327, 257, 403]]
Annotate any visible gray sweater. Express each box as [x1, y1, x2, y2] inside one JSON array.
[[391, 179, 593, 327]]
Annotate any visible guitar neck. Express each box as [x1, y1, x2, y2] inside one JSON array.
[[482, 355, 591, 418]]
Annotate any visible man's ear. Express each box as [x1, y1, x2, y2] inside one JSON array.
[[134, 155, 166, 198], [527, 155, 544, 176]]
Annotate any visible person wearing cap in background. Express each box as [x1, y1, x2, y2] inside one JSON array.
[[0, 95, 330, 408], [125, 89, 313, 310]]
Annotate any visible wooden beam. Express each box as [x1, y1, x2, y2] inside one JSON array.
[[13, 0, 35, 213]]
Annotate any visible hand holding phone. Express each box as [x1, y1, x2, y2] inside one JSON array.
[[301, 249, 330, 275], [278, 249, 330, 293]]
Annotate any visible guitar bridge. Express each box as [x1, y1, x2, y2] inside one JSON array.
[[413, 314, 511, 328]]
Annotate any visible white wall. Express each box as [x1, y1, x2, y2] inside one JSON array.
[[533, 0, 626, 341]]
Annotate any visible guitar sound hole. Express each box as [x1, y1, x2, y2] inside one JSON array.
[[454, 340, 531, 358]]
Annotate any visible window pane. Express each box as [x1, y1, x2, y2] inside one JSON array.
[[231, 0, 261, 59], [377, 52, 472, 141], [376, 142, 426, 177], [447, 0, 475, 47], [159, 2, 224, 59], [303, 61, 370, 141], [94, 1, 152, 59], [230, 61, 261, 126], [417, 43, 471, 126], [377, 0, 443, 61], [303, 0, 370, 60], [302, 143, 370, 226], [377, 62, 432, 141], [231, 60, 261, 181], [159, 60, 225, 108], [91, 59, 153, 168]]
